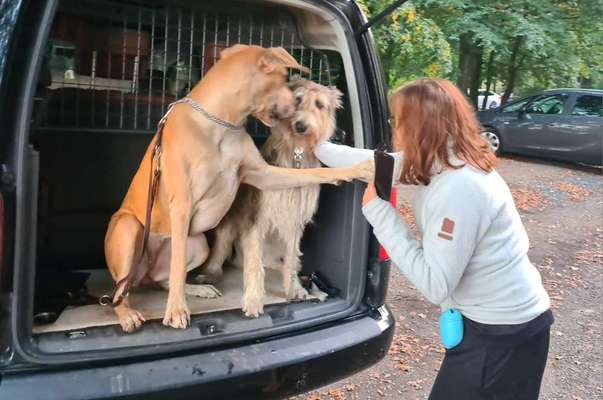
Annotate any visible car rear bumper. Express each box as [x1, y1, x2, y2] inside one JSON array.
[[1, 306, 395, 400]]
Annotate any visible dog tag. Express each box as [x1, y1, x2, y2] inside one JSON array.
[[293, 147, 304, 169]]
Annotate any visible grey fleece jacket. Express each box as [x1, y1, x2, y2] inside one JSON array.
[[315, 142, 550, 325]]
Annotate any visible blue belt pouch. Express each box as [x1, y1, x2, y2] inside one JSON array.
[[439, 309, 464, 349]]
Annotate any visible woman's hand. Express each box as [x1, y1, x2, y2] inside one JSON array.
[[363, 180, 378, 206]]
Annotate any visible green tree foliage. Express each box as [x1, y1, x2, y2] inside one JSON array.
[[361, 0, 602, 102], [358, 0, 452, 89]]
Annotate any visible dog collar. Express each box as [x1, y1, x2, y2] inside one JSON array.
[[293, 147, 304, 169], [172, 97, 244, 130]]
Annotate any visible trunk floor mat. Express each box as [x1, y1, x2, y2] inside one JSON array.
[[33, 266, 315, 333]]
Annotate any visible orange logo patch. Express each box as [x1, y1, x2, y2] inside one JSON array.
[[438, 218, 455, 241]]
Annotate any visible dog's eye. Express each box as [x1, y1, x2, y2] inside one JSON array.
[[296, 95, 303, 105], [315, 100, 324, 109]]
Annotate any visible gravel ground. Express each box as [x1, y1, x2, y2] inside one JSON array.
[[291, 156, 602, 400]]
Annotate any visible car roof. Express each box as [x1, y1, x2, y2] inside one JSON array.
[[543, 88, 603, 95]]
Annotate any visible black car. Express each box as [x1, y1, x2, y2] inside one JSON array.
[[0, 1, 395, 398], [479, 88, 603, 165]]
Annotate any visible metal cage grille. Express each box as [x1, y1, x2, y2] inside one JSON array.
[[32, 0, 336, 134]]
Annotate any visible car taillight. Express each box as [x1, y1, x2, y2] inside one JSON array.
[[378, 187, 397, 262]]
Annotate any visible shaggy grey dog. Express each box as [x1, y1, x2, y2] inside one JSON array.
[[199, 78, 343, 317]]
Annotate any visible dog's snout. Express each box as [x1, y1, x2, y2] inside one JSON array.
[[294, 121, 308, 133]]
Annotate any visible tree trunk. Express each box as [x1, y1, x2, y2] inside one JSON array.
[[501, 36, 525, 106], [481, 51, 496, 110], [458, 33, 483, 108], [579, 75, 593, 88], [457, 34, 472, 92]]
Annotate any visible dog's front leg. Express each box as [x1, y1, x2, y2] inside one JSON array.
[[240, 135, 372, 190], [241, 225, 266, 318], [281, 229, 309, 301], [163, 197, 192, 329], [245, 162, 372, 190]]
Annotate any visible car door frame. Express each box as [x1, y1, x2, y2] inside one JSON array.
[[495, 95, 534, 151], [503, 92, 571, 156], [549, 92, 603, 164]]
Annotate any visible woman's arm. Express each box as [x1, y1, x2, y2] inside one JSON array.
[[314, 141, 403, 184], [361, 179, 491, 305]]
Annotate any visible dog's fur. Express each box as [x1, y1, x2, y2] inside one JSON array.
[[199, 78, 343, 317], [104, 45, 371, 332]]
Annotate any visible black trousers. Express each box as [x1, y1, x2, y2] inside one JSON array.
[[429, 317, 551, 400]]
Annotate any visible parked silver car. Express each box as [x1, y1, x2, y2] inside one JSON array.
[[479, 89, 602, 165]]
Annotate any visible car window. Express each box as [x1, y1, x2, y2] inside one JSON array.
[[571, 95, 603, 117], [502, 98, 530, 113], [526, 94, 568, 115]]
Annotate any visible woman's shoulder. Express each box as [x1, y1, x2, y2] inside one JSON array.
[[428, 164, 499, 204]]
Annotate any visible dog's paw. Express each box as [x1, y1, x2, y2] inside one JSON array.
[[286, 278, 310, 300], [331, 164, 368, 185], [352, 159, 374, 182], [242, 294, 265, 318], [185, 284, 222, 298], [310, 282, 328, 302], [192, 274, 209, 284], [116, 307, 145, 333], [163, 295, 190, 329], [289, 286, 310, 300], [196, 263, 224, 284]]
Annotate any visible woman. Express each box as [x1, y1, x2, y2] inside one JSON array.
[[315, 78, 552, 399]]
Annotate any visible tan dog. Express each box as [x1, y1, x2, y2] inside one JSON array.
[[104, 45, 370, 332], [199, 78, 343, 317]]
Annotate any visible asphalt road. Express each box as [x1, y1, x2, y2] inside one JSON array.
[[292, 156, 603, 400]]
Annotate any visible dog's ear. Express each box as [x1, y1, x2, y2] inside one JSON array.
[[329, 86, 344, 110], [288, 74, 304, 89], [258, 47, 310, 75], [220, 44, 249, 60], [253, 110, 275, 127]]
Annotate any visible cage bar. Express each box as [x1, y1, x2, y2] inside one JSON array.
[[34, 0, 333, 134], [214, 14, 220, 66], [147, 9, 156, 129], [133, 7, 142, 128], [119, 14, 126, 129], [188, 12, 194, 93], [161, 8, 169, 114]]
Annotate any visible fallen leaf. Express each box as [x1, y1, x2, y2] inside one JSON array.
[[344, 384, 356, 392], [553, 183, 591, 201], [510, 187, 549, 211], [327, 388, 344, 400], [398, 361, 410, 372]]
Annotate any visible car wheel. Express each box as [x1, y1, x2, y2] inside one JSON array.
[[482, 130, 502, 154]]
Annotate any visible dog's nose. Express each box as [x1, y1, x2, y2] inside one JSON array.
[[294, 121, 307, 133]]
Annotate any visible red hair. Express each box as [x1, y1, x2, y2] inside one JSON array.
[[389, 78, 496, 185]]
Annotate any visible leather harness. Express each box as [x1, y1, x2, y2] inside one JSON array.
[[99, 97, 242, 307]]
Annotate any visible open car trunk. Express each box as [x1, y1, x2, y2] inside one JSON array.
[[24, 0, 371, 355]]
